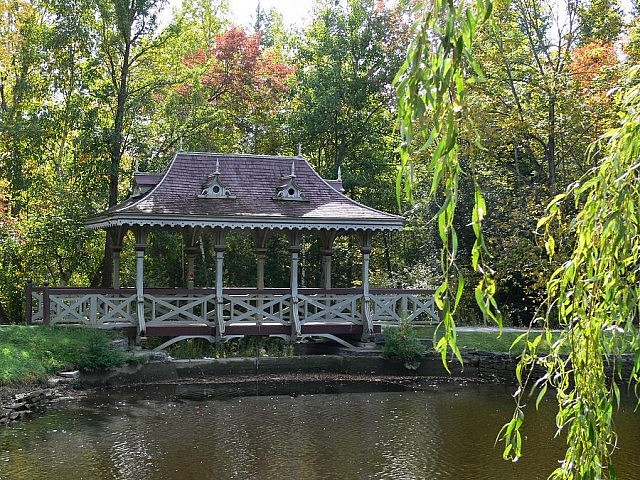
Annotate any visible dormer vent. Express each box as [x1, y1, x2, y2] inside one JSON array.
[[198, 159, 235, 199], [275, 160, 305, 201]]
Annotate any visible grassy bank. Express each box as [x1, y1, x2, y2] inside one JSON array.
[[0, 325, 130, 385], [413, 325, 554, 353]]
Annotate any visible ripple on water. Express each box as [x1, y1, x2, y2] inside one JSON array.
[[0, 385, 639, 480]]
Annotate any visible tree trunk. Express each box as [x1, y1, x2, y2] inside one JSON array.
[[101, 17, 132, 288], [0, 299, 10, 324], [547, 95, 556, 186]]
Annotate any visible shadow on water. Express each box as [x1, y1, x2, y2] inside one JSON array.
[[1, 381, 639, 480]]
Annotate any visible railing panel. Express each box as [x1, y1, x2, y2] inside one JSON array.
[[145, 294, 216, 326], [223, 293, 292, 326], [32, 293, 137, 328], [298, 294, 362, 324], [27, 286, 438, 331], [30, 292, 44, 323], [370, 292, 439, 324]]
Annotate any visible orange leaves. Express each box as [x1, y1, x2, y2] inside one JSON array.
[[569, 40, 618, 90]]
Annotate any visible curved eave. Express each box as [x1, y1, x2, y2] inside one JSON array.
[[84, 213, 404, 232]]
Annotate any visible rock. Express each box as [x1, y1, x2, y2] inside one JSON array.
[[110, 339, 128, 350]]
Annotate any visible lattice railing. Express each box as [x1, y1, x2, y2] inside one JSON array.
[[26, 285, 438, 331], [369, 290, 439, 324], [223, 292, 292, 327], [298, 293, 362, 324], [29, 289, 136, 328], [145, 293, 216, 327]]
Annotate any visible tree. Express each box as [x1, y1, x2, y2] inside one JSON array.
[[291, 0, 408, 179], [398, 1, 639, 477], [578, 0, 623, 45], [92, 0, 169, 286]]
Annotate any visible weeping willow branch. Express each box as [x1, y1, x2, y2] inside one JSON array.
[[501, 68, 640, 479], [395, 0, 499, 367]]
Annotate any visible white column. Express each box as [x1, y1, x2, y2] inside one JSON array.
[[134, 228, 148, 337], [289, 231, 302, 338], [321, 249, 333, 290], [213, 228, 226, 339], [360, 231, 373, 341]]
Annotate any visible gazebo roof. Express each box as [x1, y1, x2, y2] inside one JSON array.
[[84, 152, 404, 232]]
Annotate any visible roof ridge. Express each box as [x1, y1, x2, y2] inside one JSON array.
[[178, 151, 303, 160]]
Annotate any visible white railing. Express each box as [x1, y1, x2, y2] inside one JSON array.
[[29, 288, 136, 328], [369, 289, 439, 324], [298, 292, 362, 325], [145, 293, 216, 327], [26, 285, 437, 334], [223, 291, 292, 327]]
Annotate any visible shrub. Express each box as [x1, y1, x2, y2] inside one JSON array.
[[381, 321, 427, 364], [74, 336, 129, 371]]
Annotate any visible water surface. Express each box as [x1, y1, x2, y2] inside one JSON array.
[[1, 382, 638, 479]]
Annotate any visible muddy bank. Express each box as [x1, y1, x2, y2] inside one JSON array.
[[76, 350, 525, 389], [0, 376, 84, 427], [4, 350, 634, 426]]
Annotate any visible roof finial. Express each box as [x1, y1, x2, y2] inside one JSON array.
[[214, 158, 220, 175], [134, 159, 140, 173], [297, 143, 302, 156], [337, 165, 342, 181], [179, 137, 183, 152], [290, 160, 296, 178]]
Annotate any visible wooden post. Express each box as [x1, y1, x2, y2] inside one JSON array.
[[254, 229, 269, 324], [253, 229, 269, 290], [182, 228, 200, 290], [43, 281, 50, 326], [319, 230, 338, 290], [213, 228, 227, 339], [110, 227, 126, 290], [255, 249, 266, 289], [135, 228, 148, 337], [185, 247, 198, 289], [360, 231, 373, 341], [289, 230, 302, 338], [112, 247, 122, 290], [25, 279, 33, 325], [321, 250, 333, 290]]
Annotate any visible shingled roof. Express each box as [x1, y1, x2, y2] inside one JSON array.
[[84, 152, 404, 232]]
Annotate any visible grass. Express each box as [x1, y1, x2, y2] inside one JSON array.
[[412, 325, 560, 353], [0, 325, 130, 385]]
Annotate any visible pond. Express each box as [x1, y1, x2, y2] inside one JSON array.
[[1, 382, 639, 479]]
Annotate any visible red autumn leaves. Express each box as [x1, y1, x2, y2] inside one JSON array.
[[180, 27, 293, 108]]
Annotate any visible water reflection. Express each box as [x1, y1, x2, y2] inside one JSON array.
[[0, 383, 638, 479]]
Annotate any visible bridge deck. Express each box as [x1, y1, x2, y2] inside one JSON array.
[[26, 286, 437, 340]]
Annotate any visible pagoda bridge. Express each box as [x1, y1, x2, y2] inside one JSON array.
[[26, 153, 437, 345]]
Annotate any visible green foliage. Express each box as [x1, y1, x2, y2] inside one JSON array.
[[147, 335, 294, 359], [0, 326, 129, 384], [381, 321, 427, 364], [291, 0, 406, 214], [501, 67, 640, 479], [396, 0, 500, 368]]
